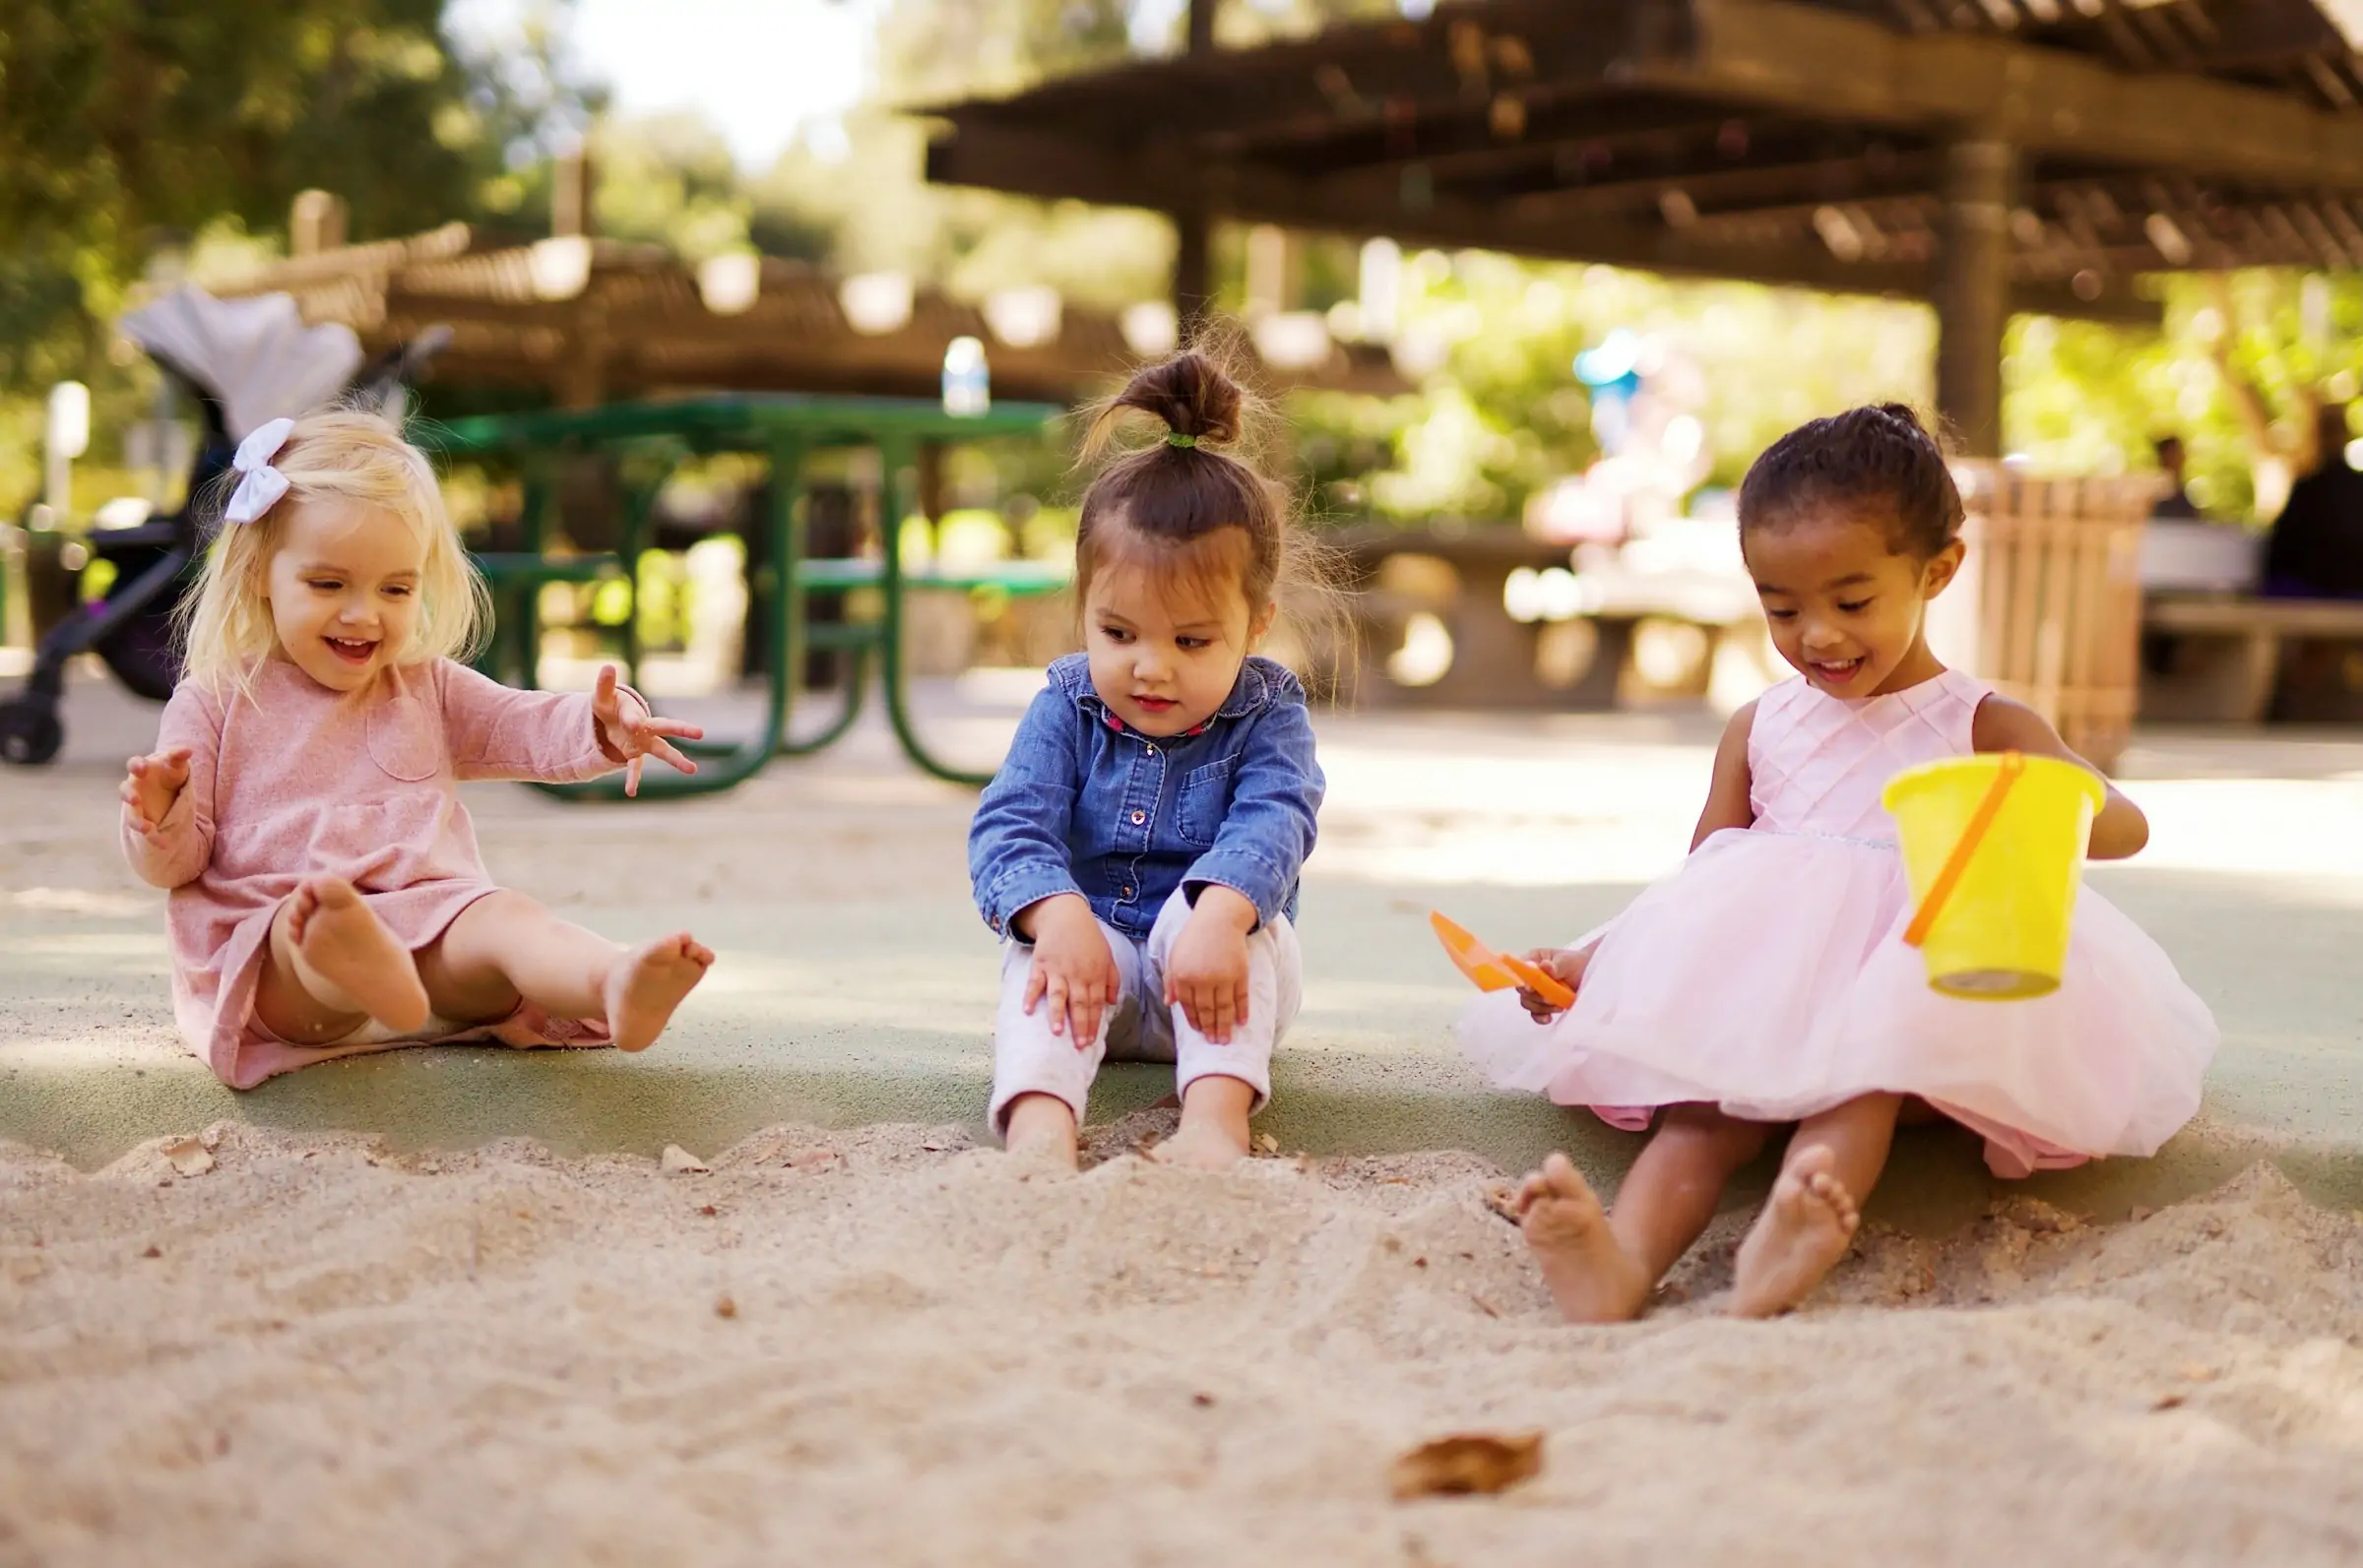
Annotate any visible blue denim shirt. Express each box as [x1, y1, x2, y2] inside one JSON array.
[[969, 654, 1324, 941]]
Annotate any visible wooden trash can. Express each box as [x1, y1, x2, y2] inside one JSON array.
[[1926, 465, 2155, 774]]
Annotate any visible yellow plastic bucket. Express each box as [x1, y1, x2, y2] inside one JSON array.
[[1882, 751, 2105, 1001]]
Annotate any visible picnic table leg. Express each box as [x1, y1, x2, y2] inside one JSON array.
[[877, 435, 995, 786], [778, 643, 870, 755], [532, 437, 806, 800], [1561, 616, 1636, 710], [2239, 629, 2280, 722], [619, 478, 656, 689], [518, 465, 551, 688]]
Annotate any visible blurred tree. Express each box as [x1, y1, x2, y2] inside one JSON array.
[[2003, 272, 2363, 523], [592, 114, 755, 261], [0, 0, 595, 510]]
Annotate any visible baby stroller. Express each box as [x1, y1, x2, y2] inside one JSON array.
[[0, 288, 447, 766]]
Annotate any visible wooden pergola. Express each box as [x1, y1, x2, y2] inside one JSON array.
[[922, 0, 2363, 454], [196, 189, 1405, 410]]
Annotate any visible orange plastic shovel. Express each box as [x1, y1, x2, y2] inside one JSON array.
[[1430, 911, 1577, 1009]]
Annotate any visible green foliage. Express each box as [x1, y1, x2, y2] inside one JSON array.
[[14, 0, 2358, 537], [0, 0, 594, 513], [2003, 273, 2363, 522]]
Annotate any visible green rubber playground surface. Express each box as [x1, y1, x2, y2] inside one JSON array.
[[6, 668, 2360, 1226]]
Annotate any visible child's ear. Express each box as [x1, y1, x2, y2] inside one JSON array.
[[1246, 598, 1279, 648], [1921, 538, 1967, 599]]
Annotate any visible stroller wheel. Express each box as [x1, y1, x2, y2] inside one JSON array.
[[0, 699, 64, 766]]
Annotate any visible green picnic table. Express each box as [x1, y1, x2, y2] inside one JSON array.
[[426, 394, 1068, 796]]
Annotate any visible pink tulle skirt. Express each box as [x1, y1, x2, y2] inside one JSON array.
[[1453, 828, 2218, 1177]]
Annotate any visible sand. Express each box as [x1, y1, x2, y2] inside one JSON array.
[[4, 1114, 2360, 1568]]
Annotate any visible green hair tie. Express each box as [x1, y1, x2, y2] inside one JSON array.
[[1166, 432, 1198, 448]]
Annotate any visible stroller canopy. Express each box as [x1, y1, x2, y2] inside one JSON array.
[[119, 287, 365, 442]]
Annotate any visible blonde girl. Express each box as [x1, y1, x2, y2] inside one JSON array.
[[121, 408, 713, 1088]]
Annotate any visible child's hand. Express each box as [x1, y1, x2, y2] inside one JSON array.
[[119, 746, 194, 840], [1165, 886, 1257, 1044], [1517, 946, 1591, 1023], [592, 665, 705, 796], [1021, 895, 1122, 1047]]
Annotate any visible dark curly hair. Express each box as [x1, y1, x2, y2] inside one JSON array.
[[1736, 404, 1964, 560]]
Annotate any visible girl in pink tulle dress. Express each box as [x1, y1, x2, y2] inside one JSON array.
[[1459, 406, 2217, 1323]]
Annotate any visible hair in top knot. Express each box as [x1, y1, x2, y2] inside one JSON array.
[[1072, 341, 1288, 616], [1737, 402, 1964, 560], [1106, 349, 1245, 449]]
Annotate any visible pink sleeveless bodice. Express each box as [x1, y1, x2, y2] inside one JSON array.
[[1747, 668, 1988, 842]]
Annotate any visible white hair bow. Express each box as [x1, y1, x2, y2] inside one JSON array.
[[224, 417, 296, 525]]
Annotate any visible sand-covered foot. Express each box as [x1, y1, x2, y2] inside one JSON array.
[[287, 877, 429, 1033], [1516, 1153, 1652, 1323], [1002, 1097, 1080, 1174], [1148, 1120, 1250, 1171], [604, 934, 714, 1053], [1729, 1146, 1861, 1318]]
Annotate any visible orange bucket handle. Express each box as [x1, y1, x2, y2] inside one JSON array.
[[1901, 751, 2025, 949]]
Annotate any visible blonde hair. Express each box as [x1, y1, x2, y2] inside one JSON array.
[[178, 408, 488, 693]]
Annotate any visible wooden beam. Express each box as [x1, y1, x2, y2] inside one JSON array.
[[1642, 0, 2363, 187], [932, 0, 1662, 151], [1174, 207, 1213, 334], [926, 120, 2155, 323], [1505, 147, 1938, 220], [1245, 91, 1728, 181], [1933, 138, 2014, 458]]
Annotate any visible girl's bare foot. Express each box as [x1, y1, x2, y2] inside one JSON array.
[[604, 934, 714, 1052], [1149, 1120, 1250, 1170], [1729, 1145, 1861, 1318], [1149, 1076, 1255, 1170], [1002, 1094, 1080, 1172], [287, 877, 429, 1033], [1516, 1153, 1652, 1323]]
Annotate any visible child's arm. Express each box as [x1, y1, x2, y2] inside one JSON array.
[[437, 661, 701, 791], [118, 685, 220, 890], [1166, 701, 1320, 1043], [971, 688, 1120, 1042], [1691, 700, 1758, 850], [1179, 699, 1322, 932], [1971, 696, 2148, 859], [968, 685, 1088, 939]]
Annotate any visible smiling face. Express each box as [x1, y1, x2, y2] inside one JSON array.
[[1081, 528, 1275, 737], [1744, 509, 1962, 699], [263, 495, 427, 694]]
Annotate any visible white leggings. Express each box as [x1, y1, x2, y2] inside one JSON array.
[[989, 888, 1302, 1134]]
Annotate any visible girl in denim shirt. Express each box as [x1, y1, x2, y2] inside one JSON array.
[[969, 350, 1325, 1170]]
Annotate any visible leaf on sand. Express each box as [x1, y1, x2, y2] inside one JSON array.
[[1390, 1431, 1545, 1500], [160, 1136, 215, 1178], [661, 1145, 711, 1175]]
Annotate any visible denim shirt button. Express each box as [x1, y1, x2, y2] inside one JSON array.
[[1144, 744, 1157, 755], [1130, 810, 1146, 825], [1122, 885, 1135, 899]]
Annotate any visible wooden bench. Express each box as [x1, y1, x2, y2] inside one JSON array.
[[2140, 594, 2363, 722]]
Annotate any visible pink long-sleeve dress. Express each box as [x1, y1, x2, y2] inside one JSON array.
[[123, 657, 629, 1088]]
